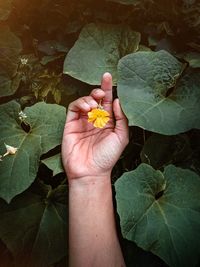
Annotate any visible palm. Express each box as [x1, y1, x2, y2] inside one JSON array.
[[62, 115, 123, 178]]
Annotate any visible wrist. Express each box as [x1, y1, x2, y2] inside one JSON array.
[[68, 174, 111, 191], [69, 176, 113, 203]]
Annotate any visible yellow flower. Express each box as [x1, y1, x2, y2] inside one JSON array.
[[88, 107, 110, 128]]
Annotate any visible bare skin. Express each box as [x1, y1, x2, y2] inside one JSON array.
[[62, 72, 129, 267]]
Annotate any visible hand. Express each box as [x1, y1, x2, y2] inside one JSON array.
[[61, 72, 129, 183]]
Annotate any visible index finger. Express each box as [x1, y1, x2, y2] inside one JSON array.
[[101, 72, 113, 113]]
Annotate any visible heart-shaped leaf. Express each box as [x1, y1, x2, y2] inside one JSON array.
[[0, 184, 68, 267], [117, 50, 200, 134], [115, 163, 200, 267], [0, 101, 66, 203], [63, 23, 140, 85]]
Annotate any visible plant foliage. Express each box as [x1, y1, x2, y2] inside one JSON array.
[[0, 101, 66, 203], [0, 183, 67, 267], [115, 164, 200, 267], [118, 50, 200, 134], [64, 23, 140, 85], [0, 0, 200, 266]]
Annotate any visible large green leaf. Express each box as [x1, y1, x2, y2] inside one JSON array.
[[0, 183, 67, 267], [117, 50, 200, 135], [63, 23, 140, 85], [0, 101, 66, 203], [115, 164, 200, 267], [0, 0, 12, 21], [0, 26, 22, 97]]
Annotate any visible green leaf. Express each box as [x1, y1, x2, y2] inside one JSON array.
[[117, 50, 200, 134], [0, 0, 12, 21], [0, 101, 66, 203], [0, 184, 68, 267], [115, 163, 200, 267], [0, 26, 22, 97], [42, 153, 64, 176], [63, 23, 140, 85]]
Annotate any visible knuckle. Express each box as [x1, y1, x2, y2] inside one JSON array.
[[91, 88, 104, 96], [84, 96, 97, 106], [82, 96, 92, 102], [70, 97, 83, 106], [68, 101, 75, 110], [79, 97, 86, 103], [78, 97, 90, 107], [91, 88, 99, 94], [68, 97, 88, 110]]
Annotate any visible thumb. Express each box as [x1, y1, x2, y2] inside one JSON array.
[[113, 98, 129, 144]]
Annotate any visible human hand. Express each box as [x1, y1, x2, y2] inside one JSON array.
[[61, 72, 129, 184]]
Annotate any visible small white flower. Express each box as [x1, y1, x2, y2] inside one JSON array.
[[20, 58, 28, 65], [3, 143, 18, 157], [19, 111, 27, 121]]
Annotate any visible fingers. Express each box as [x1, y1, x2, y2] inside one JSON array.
[[90, 88, 105, 100], [90, 73, 112, 104], [66, 73, 113, 123], [66, 96, 98, 123], [101, 72, 113, 113], [113, 98, 129, 145]]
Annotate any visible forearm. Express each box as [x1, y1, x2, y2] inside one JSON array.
[[69, 176, 126, 267]]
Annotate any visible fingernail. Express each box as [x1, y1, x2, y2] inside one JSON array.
[[103, 72, 112, 79]]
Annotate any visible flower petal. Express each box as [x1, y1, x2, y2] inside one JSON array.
[[5, 144, 18, 155], [102, 117, 110, 124], [88, 116, 96, 122], [87, 107, 110, 128], [94, 117, 103, 128]]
